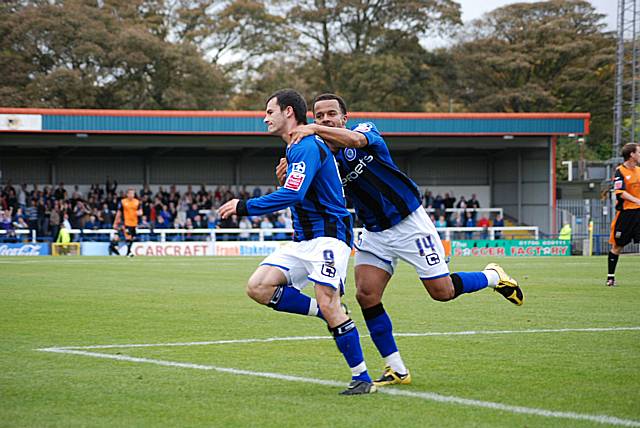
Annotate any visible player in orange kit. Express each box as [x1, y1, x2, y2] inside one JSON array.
[[113, 188, 142, 257], [607, 143, 640, 286]]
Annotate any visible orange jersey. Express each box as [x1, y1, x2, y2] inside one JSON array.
[[613, 164, 640, 210], [119, 198, 141, 227]]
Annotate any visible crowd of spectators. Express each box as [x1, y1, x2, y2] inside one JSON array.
[[423, 190, 504, 239], [0, 179, 290, 242], [0, 179, 506, 242]]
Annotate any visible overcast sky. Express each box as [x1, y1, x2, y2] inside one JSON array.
[[458, 0, 617, 29]]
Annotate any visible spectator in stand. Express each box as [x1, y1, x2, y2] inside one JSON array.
[[73, 201, 91, 229], [435, 214, 447, 240], [49, 203, 61, 243], [186, 202, 199, 221], [85, 214, 100, 230], [54, 182, 67, 201], [26, 199, 39, 233], [443, 192, 456, 211], [464, 211, 476, 239], [260, 216, 274, 241], [6, 188, 18, 212], [14, 216, 30, 241], [154, 215, 168, 229], [238, 216, 252, 241], [1, 209, 16, 242], [423, 190, 434, 210], [71, 185, 83, 202], [160, 204, 173, 226], [433, 193, 444, 217], [207, 213, 218, 229], [238, 185, 250, 201], [493, 213, 505, 239], [101, 203, 114, 228], [17, 184, 27, 209], [273, 214, 287, 241], [477, 215, 491, 239], [456, 196, 467, 210], [105, 176, 117, 196], [468, 193, 480, 220], [252, 186, 262, 198], [137, 215, 151, 242], [140, 184, 153, 199], [184, 217, 194, 241], [84, 214, 100, 241], [217, 213, 238, 241]]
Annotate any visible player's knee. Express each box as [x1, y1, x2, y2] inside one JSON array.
[[245, 277, 271, 304], [355, 287, 380, 307]]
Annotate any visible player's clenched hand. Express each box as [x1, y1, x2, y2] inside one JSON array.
[[276, 158, 287, 186], [218, 199, 239, 219], [289, 124, 315, 145]]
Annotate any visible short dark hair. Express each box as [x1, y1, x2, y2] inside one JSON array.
[[621, 142, 639, 161], [313, 93, 348, 115], [266, 89, 308, 125]]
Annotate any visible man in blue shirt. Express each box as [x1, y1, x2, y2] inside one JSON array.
[[218, 89, 375, 395], [284, 93, 524, 387]]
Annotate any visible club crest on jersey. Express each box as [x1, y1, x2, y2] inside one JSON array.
[[353, 122, 372, 133], [284, 172, 305, 191], [344, 148, 357, 161], [614, 179, 623, 190], [291, 161, 306, 174]]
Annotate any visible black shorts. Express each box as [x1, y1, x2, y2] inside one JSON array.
[[125, 226, 137, 240], [611, 209, 640, 247]]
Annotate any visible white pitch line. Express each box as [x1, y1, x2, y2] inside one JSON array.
[[38, 347, 640, 428], [44, 326, 640, 350]]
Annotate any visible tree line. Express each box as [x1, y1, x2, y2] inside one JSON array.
[[0, 0, 616, 160]]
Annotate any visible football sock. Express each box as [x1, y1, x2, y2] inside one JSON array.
[[363, 303, 407, 375], [331, 319, 371, 382], [267, 286, 325, 320], [126, 240, 133, 255], [451, 272, 489, 297], [608, 251, 619, 276]]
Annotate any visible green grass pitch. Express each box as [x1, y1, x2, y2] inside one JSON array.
[[1, 256, 639, 427]]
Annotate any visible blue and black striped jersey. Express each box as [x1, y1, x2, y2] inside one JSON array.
[[241, 135, 353, 247], [335, 122, 422, 232]]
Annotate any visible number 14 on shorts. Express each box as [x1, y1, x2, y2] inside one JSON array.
[[415, 236, 440, 266]]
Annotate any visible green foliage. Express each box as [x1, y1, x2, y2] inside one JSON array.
[[1, 256, 639, 426], [0, 0, 230, 109], [449, 0, 615, 159], [0, 0, 620, 158]]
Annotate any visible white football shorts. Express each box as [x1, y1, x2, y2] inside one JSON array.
[[260, 236, 351, 291], [354, 206, 450, 280]]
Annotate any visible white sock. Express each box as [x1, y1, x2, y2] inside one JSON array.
[[384, 351, 408, 375], [307, 298, 319, 316], [351, 361, 367, 377], [483, 269, 500, 288]]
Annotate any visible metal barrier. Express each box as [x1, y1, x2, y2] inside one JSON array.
[[1, 225, 539, 243], [69, 226, 537, 242], [0, 229, 37, 242]]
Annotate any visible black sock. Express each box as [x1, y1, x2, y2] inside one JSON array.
[[608, 251, 619, 277], [126, 240, 133, 255]]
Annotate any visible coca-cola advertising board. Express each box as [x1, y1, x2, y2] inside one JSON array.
[[0, 243, 50, 256]]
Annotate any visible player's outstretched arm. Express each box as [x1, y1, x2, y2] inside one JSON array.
[[289, 124, 367, 149]]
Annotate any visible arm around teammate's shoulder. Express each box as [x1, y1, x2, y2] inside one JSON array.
[[289, 124, 367, 149]]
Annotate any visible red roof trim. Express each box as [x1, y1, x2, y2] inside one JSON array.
[[0, 107, 590, 120], [0, 130, 587, 137]]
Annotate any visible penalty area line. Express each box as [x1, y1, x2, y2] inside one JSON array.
[[37, 347, 640, 428]]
